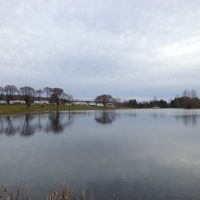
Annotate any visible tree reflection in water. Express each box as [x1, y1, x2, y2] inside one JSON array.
[[95, 110, 116, 124], [0, 111, 200, 138], [175, 114, 199, 126], [36, 113, 43, 131], [20, 113, 36, 137], [0, 112, 73, 137], [2, 116, 20, 136], [45, 112, 73, 134], [0, 117, 3, 134]]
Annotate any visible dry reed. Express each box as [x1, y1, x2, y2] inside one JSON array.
[[1, 177, 141, 200]]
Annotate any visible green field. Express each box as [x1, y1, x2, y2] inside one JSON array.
[[0, 104, 125, 115]]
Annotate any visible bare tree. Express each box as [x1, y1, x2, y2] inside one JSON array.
[[4, 85, 18, 104], [114, 98, 121, 107], [43, 87, 53, 100], [19, 86, 35, 109], [65, 94, 73, 115], [183, 89, 191, 98], [35, 89, 43, 100], [191, 89, 198, 108], [191, 89, 197, 99], [0, 86, 4, 100], [95, 94, 115, 107], [51, 88, 66, 110], [182, 89, 198, 109]]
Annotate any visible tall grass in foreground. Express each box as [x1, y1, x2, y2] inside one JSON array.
[[1, 176, 141, 200], [1, 175, 77, 200], [1, 182, 91, 200]]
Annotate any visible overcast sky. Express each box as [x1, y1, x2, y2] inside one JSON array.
[[0, 0, 200, 101]]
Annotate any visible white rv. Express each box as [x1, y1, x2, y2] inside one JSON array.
[[87, 102, 96, 106], [97, 103, 104, 107], [10, 100, 25, 104], [0, 100, 7, 105], [73, 101, 87, 106], [106, 103, 114, 107], [33, 100, 49, 105]]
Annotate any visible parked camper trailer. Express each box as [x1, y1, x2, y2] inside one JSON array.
[[10, 100, 25, 104], [97, 103, 104, 107], [106, 103, 114, 107], [73, 101, 87, 106], [34, 100, 49, 105], [87, 102, 96, 106], [0, 100, 7, 105]]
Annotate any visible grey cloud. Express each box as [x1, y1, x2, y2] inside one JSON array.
[[1, 0, 200, 100]]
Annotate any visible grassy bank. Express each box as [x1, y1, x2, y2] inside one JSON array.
[[0, 104, 125, 116]]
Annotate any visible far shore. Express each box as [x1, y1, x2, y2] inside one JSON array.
[[0, 104, 127, 116]]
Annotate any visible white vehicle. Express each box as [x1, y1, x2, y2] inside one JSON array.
[[97, 103, 104, 107], [10, 100, 25, 104], [34, 100, 49, 105], [87, 102, 96, 106], [0, 100, 7, 105], [73, 101, 87, 106]]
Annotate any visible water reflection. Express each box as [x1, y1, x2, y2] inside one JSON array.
[[175, 114, 199, 126], [20, 114, 36, 137], [1, 110, 200, 138], [0, 112, 73, 137], [0, 116, 20, 136], [1, 109, 200, 200], [122, 109, 200, 127], [95, 111, 117, 124], [45, 112, 73, 134]]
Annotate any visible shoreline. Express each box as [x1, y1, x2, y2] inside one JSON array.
[[0, 105, 127, 116]]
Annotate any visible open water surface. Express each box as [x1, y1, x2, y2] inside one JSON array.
[[0, 109, 200, 199]]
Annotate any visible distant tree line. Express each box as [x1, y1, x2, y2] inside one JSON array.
[[0, 85, 73, 109], [120, 97, 168, 108], [170, 89, 200, 109], [1, 85, 200, 109], [117, 89, 200, 109]]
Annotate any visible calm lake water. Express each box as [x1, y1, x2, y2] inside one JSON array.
[[0, 109, 200, 200]]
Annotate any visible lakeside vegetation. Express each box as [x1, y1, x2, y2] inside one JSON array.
[[1, 174, 140, 200], [1, 183, 136, 200], [119, 89, 200, 109]]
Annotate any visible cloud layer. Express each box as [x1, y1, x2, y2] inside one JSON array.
[[1, 0, 200, 100]]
